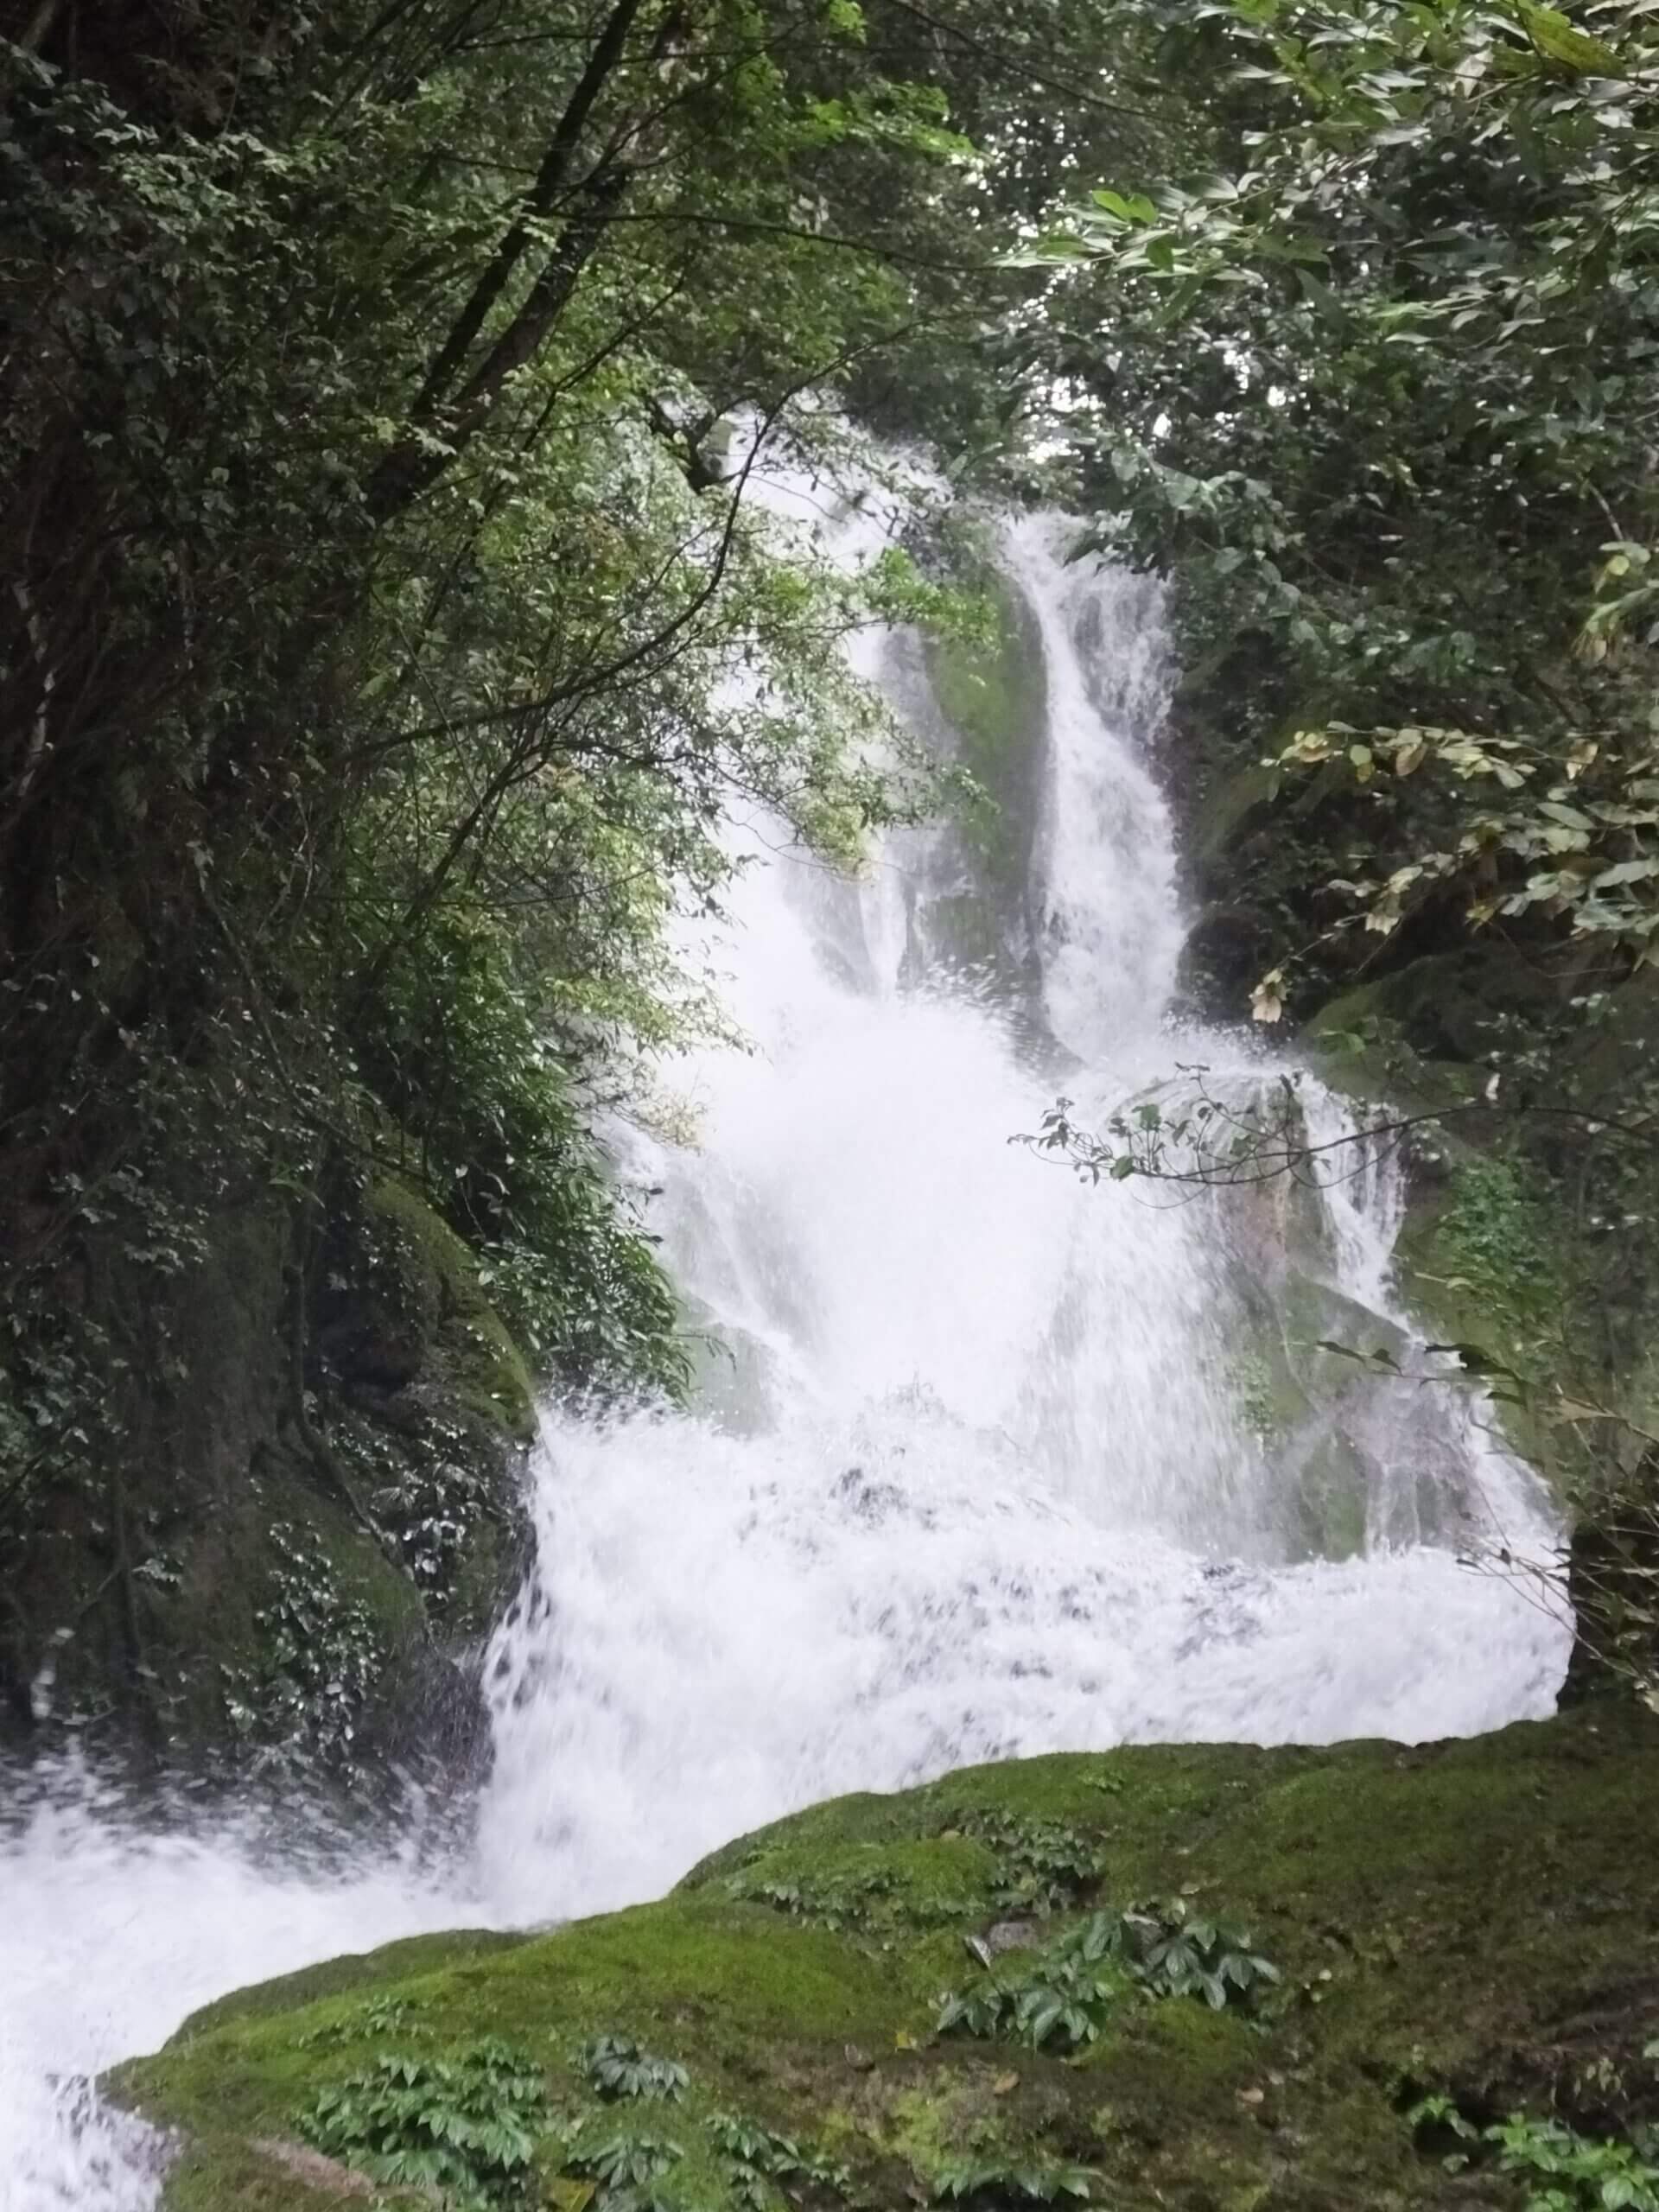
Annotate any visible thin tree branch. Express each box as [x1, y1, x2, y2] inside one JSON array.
[[404, 0, 648, 424]]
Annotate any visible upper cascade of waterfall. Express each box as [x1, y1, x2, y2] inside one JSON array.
[[474, 442, 1569, 1916], [0, 438, 1571, 2212], [1001, 512, 1185, 1061]]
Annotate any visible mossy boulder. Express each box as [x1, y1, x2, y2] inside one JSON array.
[[115, 1701, 1659, 2211], [320, 1176, 536, 1447], [293, 1172, 537, 1751]]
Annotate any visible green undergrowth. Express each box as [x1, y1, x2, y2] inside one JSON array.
[[112, 1705, 1659, 2211]]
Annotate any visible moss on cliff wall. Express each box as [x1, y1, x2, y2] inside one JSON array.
[[1, 1167, 533, 1772], [917, 536, 1049, 987], [928, 563, 1046, 901]]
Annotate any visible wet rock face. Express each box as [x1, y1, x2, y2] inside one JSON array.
[[116, 1702, 1659, 2212], [315, 1298, 427, 1395], [1178, 901, 1277, 1013], [1148, 1075, 1514, 1568], [1560, 1506, 1659, 1709], [1, 1170, 531, 1771]]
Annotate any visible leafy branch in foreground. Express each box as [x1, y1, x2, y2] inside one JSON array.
[[1257, 720, 1656, 987], [1026, 1062, 1659, 1200], [1026, 1071, 1401, 1194]]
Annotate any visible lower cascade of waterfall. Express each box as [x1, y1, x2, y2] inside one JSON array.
[[0, 485, 1570, 2212]]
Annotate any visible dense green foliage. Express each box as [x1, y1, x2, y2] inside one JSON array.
[[1025, 0, 1659, 1055], [936, 1900, 1278, 2050], [299, 2037, 552, 2205], [1035, 0, 1659, 982], [582, 2033, 690, 2104], [1412, 2095, 1659, 2211]]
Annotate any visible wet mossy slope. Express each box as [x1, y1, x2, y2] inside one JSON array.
[[117, 1702, 1659, 2211]]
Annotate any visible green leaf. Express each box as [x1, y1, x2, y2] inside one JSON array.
[[1517, 2, 1620, 73], [1090, 188, 1156, 223]]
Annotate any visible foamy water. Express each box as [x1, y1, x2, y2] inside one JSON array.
[[0, 1779, 466, 2209]]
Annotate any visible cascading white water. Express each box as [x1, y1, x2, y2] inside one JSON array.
[[0, 470, 1571, 2211], [474, 489, 1568, 1919], [1008, 512, 1184, 1059]]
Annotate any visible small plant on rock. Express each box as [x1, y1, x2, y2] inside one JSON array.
[[1123, 1903, 1280, 2011], [937, 1915, 1134, 2050], [1487, 2112, 1659, 2210], [957, 1814, 1108, 1915], [709, 2112, 855, 2209], [933, 2155, 1096, 2203], [582, 2034, 689, 2103], [726, 1866, 900, 1932], [552, 2122, 689, 2212], [297, 2037, 550, 2208], [559, 2125, 684, 2192], [296, 1994, 427, 2050], [938, 1901, 1279, 2050], [1409, 2098, 1659, 2209]]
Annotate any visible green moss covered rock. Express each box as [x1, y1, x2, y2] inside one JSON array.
[[116, 1702, 1659, 2210], [321, 1174, 536, 1445]]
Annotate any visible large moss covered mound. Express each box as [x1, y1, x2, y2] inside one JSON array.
[[116, 1702, 1659, 2210]]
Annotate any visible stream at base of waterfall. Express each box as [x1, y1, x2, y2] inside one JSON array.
[[0, 464, 1570, 2212]]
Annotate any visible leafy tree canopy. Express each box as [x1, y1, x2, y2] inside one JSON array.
[[1030, 0, 1659, 999]]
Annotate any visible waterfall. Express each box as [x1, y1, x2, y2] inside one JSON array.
[[472, 484, 1567, 1919], [0, 474, 1570, 2212]]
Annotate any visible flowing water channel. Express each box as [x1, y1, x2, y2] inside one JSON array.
[[0, 473, 1572, 2210]]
